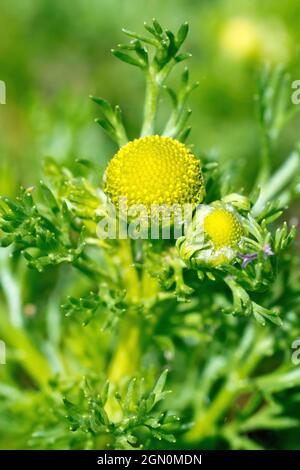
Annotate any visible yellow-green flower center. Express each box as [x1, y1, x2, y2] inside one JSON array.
[[204, 207, 243, 249], [104, 135, 205, 209]]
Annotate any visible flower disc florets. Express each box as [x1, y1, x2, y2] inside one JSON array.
[[177, 202, 244, 268], [104, 136, 205, 211]]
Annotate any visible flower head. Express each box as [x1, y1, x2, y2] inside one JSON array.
[[177, 203, 244, 268], [104, 136, 205, 211], [220, 17, 290, 63], [203, 207, 243, 250]]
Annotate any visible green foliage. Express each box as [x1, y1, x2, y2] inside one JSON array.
[[28, 370, 182, 450], [91, 19, 195, 141], [62, 284, 126, 328]]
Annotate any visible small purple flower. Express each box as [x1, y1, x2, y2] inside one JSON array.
[[238, 252, 258, 269], [263, 244, 274, 256], [238, 244, 274, 269]]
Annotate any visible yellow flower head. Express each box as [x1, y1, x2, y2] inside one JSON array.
[[104, 136, 205, 210], [177, 203, 244, 268], [204, 207, 243, 250]]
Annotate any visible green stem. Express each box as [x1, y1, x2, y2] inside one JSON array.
[[107, 239, 141, 384], [185, 328, 266, 443], [114, 116, 128, 147], [0, 251, 52, 389], [252, 150, 299, 216], [107, 314, 141, 386], [0, 249, 23, 328], [140, 58, 179, 137], [256, 131, 272, 187], [105, 240, 141, 421], [118, 239, 141, 303], [105, 240, 160, 422], [105, 310, 142, 422], [141, 70, 159, 136], [0, 315, 52, 389]]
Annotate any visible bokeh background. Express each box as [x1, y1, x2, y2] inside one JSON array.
[[1, 0, 299, 196]]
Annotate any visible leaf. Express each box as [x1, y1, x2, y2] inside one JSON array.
[[95, 118, 117, 141], [122, 28, 157, 46], [111, 49, 145, 68], [181, 66, 189, 86], [144, 22, 162, 40], [152, 369, 169, 405], [151, 430, 176, 443], [100, 381, 110, 406], [256, 369, 300, 393], [178, 126, 191, 143], [152, 19, 163, 35], [176, 22, 189, 48], [90, 96, 114, 119], [134, 45, 148, 65], [166, 30, 177, 58], [39, 181, 59, 214], [174, 53, 192, 63], [124, 377, 137, 413], [75, 159, 97, 170], [253, 303, 282, 326], [164, 86, 177, 107]]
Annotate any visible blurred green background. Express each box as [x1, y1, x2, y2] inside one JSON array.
[[1, 0, 299, 196]]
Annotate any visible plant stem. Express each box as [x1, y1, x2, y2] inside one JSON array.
[[107, 239, 141, 383], [0, 248, 23, 328], [0, 315, 52, 389], [105, 240, 141, 421], [118, 239, 141, 303], [141, 70, 159, 136], [114, 118, 128, 147], [184, 328, 267, 443], [107, 315, 140, 385], [256, 132, 272, 187], [141, 58, 178, 137], [252, 150, 299, 216]]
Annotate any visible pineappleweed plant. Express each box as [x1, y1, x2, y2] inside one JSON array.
[[0, 20, 300, 450]]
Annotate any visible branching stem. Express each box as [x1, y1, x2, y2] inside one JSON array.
[[184, 327, 269, 443]]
